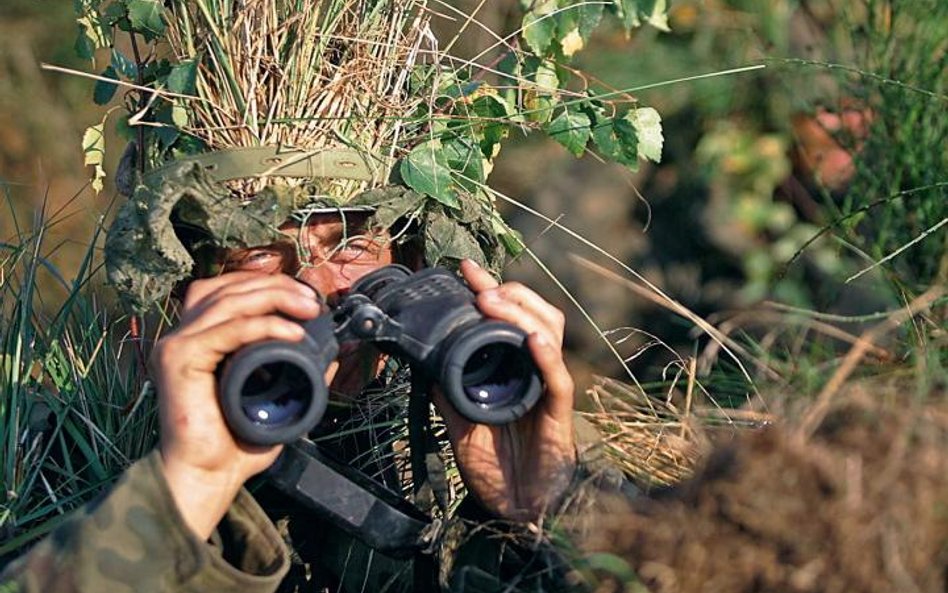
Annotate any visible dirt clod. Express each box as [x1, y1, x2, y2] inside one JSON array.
[[588, 384, 948, 593]]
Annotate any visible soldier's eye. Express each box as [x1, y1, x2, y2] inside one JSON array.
[[225, 249, 284, 272]]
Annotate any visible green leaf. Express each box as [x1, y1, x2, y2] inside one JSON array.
[[575, 2, 605, 37], [614, 0, 670, 32], [152, 103, 181, 148], [521, 1, 558, 55], [127, 0, 166, 37], [115, 113, 135, 142], [592, 110, 639, 168], [639, 0, 670, 31], [495, 218, 525, 257], [554, 2, 604, 56], [75, 7, 110, 61], [546, 107, 592, 156], [103, 1, 127, 24], [44, 342, 76, 393], [525, 60, 559, 123], [141, 59, 172, 85], [93, 65, 119, 105], [631, 106, 663, 162], [443, 135, 486, 191], [82, 114, 108, 194], [170, 134, 208, 159], [110, 48, 137, 79], [534, 59, 559, 92], [166, 60, 198, 95], [470, 95, 512, 157], [400, 141, 459, 208], [583, 552, 638, 582], [444, 79, 484, 100], [74, 27, 96, 61]]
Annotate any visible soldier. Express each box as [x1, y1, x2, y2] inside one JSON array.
[[0, 185, 609, 592]]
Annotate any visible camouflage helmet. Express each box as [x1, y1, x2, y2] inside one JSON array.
[[105, 142, 506, 311]]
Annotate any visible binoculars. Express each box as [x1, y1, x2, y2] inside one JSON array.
[[218, 265, 543, 445]]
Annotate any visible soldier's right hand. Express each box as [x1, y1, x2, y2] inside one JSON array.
[[150, 272, 323, 539]]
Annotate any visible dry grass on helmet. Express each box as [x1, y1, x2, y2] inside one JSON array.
[[162, 0, 433, 198]]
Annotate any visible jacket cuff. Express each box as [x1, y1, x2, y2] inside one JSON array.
[[144, 450, 289, 591]]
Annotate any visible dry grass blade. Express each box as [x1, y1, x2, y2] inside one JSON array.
[[581, 376, 703, 488]]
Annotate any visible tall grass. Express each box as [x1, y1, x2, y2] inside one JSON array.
[[0, 190, 155, 558]]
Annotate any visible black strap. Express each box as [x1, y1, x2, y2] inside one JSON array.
[[409, 369, 447, 592]]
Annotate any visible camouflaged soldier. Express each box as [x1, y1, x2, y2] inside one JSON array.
[[0, 147, 632, 592]]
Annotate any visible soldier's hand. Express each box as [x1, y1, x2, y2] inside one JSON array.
[[433, 260, 576, 521], [152, 272, 324, 539]]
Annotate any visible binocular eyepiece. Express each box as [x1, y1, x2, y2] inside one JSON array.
[[218, 265, 543, 446]]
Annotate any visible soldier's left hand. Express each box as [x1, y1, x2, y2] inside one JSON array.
[[432, 259, 576, 521]]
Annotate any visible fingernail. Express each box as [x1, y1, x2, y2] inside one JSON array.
[[480, 290, 500, 302], [465, 258, 481, 269]]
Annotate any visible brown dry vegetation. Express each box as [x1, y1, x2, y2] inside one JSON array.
[[585, 376, 948, 593]]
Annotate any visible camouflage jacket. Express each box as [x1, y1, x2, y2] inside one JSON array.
[[0, 418, 628, 593], [0, 451, 288, 593]]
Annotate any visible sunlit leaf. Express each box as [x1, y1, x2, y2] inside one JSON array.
[[82, 115, 108, 194], [614, 0, 670, 31], [171, 102, 189, 128], [632, 106, 663, 162]]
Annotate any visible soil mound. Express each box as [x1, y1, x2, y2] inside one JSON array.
[[588, 382, 948, 593]]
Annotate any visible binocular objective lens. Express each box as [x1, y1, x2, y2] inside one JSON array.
[[461, 344, 527, 409], [239, 362, 312, 427]]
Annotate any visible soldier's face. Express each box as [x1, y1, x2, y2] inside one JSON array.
[[221, 212, 394, 299], [220, 212, 395, 396]]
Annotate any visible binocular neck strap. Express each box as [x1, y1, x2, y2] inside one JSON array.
[[408, 369, 450, 515], [408, 368, 450, 591]]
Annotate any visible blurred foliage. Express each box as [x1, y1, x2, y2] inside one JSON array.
[[575, 0, 945, 305]]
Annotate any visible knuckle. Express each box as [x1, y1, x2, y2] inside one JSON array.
[[552, 308, 566, 327], [151, 338, 177, 368], [182, 278, 214, 308]]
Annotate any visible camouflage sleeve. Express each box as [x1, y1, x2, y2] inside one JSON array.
[[0, 450, 289, 593]]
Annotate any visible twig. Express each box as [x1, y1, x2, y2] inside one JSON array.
[[40, 63, 204, 101]]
